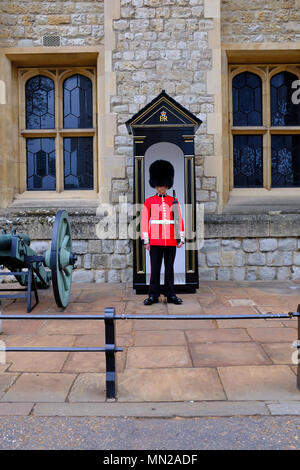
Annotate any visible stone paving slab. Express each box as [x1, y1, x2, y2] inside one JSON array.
[[134, 330, 186, 346], [118, 368, 225, 402], [246, 327, 297, 343], [127, 346, 191, 369], [1, 373, 76, 403], [68, 373, 106, 402], [0, 403, 34, 415], [0, 373, 19, 398], [185, 328, 251, 343], [4, 335, 76, 373], [62, 350, 127, 373], [261, 343, 295, 365], [267, 402, 300, 415], [32, 401, 270, 417], [133, 319, 217, 330], [218, 366, 300, 401], [190, 343, 271, 367]]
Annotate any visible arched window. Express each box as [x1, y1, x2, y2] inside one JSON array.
[[271, 72, 300, 187], [63, 74, 93, 128], [271, 71, 300, 126], [232, 72, 262, 126], [25, 75, 55, 129], [232, 72, 263, 187]]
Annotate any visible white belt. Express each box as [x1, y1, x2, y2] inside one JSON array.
[[151, 220, 174, 225]]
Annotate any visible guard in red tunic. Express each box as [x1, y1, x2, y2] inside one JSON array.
[[141, 160, 184, 305]]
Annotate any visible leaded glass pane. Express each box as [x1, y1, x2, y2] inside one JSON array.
[[63, 74, 93, 128], [233, 135, 263, 187], [232, 72, 262, 126], [25, 75, 55, 129], [64, 137, 93, 189], [26, 138, 56, 190], [271, 72, 300, 126], [271, 135, 300, 187]]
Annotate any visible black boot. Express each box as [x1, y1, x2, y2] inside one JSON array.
[[167, 295, 183, 305], [144, 296, 159, 305]]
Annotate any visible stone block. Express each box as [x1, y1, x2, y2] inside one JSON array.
[[91, 254, 110, 269], [221, 240, 241, 251], [267, 251, 293, 266], [121, 268, 133, 282], [258, 267, 276, 281], [242, 239, 257, 252], [29, 241, 49, 254], [232, 267, 245, 281], [111, 255, 127, 269], [246, 268, 257, 281], [221, 251, 234, 267], [206, 252, 220, 266], [88, 240, 102, 254], [248, 253, 266, 266], [259, 238, 277, 252], [107, 270, 121, 283], [72, 240, 88, 254], [200, 239, 220, 252], [217, 268, 231, 280], [95, 270, 106, 283], [198, 268, 216, 280], [277, 267, 291, 280], [72, 270, 94, 283], [292, 267, 300, 280], [115, 240, 131, 254], [234, 251, 246, 267], [101, 240, 114, 253], [278, 238, 297, 251], [83, 254, 92, 270]]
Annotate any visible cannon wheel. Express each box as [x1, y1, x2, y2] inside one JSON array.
[[50, 210, 73, 308]]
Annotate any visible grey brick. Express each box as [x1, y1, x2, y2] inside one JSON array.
[[72, 240, 88, 254], [246, 268, 257, 281], [101, 240, 114, 254], [248, 253, 266, 266], [207, 252, 220, 267], [232, 267, 245, 281], [115, 240, 131, 254], [267, 251, 292, 266], [221, 240, 241, 251], [88, 240, 102, 254], [258, 267, 276, 281], [111, 255, 127, 269], [95, 270, 106, 283], [234, 251, 246, 267], [217, 268, 231, 281], [278, 238, 297, 251], [83, 254, 92, 270], [292, 267, 300, 280], [242, 239, 257, 252], [200, 239, 220, 252], [91, 254, 110, 269], [198, 253, 206, 267], [72, 270, 94, 283], [277, 267, 291, 280], [293, 252, 300, 265], [121, 268, 133, 282], [107, 270, 121, 283], [198, 268, 216, 280], [259, 238, 277, 252]]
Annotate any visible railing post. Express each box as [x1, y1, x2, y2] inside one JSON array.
[[104, 307, 116, 400]]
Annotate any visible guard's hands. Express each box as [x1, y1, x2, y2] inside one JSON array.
[[177, 242, 183, 248], [144, 244, 150, 251]]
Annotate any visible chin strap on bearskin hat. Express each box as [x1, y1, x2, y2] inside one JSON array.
[[149, 159, 174, 189]]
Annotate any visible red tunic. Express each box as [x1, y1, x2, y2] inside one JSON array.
[[141, 194, 184, 246]]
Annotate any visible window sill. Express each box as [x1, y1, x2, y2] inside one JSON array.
[[224, 188, 300, 214]]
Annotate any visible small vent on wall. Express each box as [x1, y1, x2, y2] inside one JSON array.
[[42, 35, 61, 47]]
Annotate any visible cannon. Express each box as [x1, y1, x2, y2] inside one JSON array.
[[0, 210, 77, 312]]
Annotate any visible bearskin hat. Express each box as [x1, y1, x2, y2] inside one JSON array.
[[149, 159, 174, 189]]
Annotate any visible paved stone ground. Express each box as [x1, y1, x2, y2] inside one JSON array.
[[0, 280, 299, 416]]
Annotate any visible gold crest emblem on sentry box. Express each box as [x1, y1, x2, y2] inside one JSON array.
[[160, 110, 168, 122]]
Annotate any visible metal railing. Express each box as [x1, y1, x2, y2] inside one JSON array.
[[0, 306, 299, 400]]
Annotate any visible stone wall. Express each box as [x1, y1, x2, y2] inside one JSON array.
[[0, 0, 104, 47], [221, 0, 300, 43], [111, 0, 218, 214]]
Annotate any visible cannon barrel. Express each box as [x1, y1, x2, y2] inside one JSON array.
[[0, 233, 31, 251]]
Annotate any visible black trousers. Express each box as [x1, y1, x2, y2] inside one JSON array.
[[149, 245, 176, 298]]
